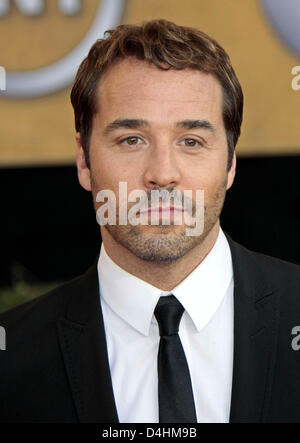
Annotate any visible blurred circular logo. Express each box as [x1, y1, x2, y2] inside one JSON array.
[[261, 0, 300, 58], [1, 0, 125, 98]]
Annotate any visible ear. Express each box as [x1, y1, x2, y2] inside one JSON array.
[[76, 133, 92, 191], [226, 152, 236, 190]]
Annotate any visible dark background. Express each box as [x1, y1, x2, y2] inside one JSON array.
[[1, 154, 299, 287]]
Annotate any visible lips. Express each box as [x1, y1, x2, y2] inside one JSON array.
[[139, 206, 184, 215]]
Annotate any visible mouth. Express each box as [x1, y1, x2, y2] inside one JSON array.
[[139, 206, 184, 216], [136, 206, 185, 226]]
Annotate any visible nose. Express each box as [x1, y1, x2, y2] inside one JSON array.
[[143, 142, 181, 190]]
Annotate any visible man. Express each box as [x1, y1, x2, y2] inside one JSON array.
[[0, 20, 300, 423]]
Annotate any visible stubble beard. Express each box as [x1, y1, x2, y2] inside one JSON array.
[[101, 179, 228, 264]]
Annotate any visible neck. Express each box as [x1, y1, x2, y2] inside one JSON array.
[[100, 222, 220, 291]]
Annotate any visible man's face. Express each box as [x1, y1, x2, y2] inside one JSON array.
[[77, 57, 236, 263]]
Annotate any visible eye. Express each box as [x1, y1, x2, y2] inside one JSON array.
[[120, 136, 143, 146], [179, 138, 202, 148]]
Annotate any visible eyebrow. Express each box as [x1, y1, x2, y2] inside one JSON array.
[[175, 119, 216, 134], [104, 119, 149, 135], [103, 118, 216, 135]]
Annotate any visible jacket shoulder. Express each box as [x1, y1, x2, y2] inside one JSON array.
[[227, 235, 300, 294]]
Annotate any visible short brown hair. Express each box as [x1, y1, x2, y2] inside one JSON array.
[[71, 19, 243, 170]]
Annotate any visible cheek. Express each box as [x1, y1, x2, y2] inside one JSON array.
[[90, 159, 140, 197], [89, 148, 122, 188], [183, 160, 227, 194]]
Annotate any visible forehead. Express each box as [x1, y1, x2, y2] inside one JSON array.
[[96, 58, 223, 125]]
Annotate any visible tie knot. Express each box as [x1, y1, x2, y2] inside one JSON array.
[[154, 295, 184, 336]]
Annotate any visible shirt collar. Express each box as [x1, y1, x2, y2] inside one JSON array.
[[170, 228, 233, 332], [97, 227, 233, 336]]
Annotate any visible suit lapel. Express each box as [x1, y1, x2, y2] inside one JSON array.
[[226, 235, 280, 423], [57, 263, 119, 423]]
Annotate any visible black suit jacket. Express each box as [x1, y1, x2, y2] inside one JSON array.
[[1, 234, 300, 423]]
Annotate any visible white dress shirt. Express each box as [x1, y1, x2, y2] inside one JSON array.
[[97, 227, 234, 423]]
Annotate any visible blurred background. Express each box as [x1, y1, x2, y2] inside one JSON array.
[[0, 0, 299, 312]]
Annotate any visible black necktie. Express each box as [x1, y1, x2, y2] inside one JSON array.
[[154, 295, 197, 423]]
